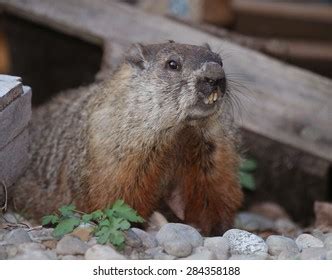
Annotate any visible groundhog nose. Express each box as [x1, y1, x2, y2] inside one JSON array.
[[200, 61, 224, 81]]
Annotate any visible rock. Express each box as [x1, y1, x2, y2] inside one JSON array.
[[4, 228, 32, 244], [0, 229, 8, 241], [0, 245, 7, 259], [61, 254, 84, 260], [5, 244, 18, 258], [204, 237, 229, 260], [3, 213, 19, 224], [28, 228, 54, 241], [266, 235, 299, 256], [42, 240, 58, 250], [145, 247, 177, 260], [56, 235, 88, 255], [274, 218, 299, 236], [314, 201, 332, 232], [249, 202, 289, 221], [164, 239, 192, 257], [181, 246, 216, 260], [124, 229, 142, 248], [71, 227, 93, 242], [229, 252, 268, 260], [11, 250, 57, 260], [17, 242, 45, 252], [131, 228, 158, 248], [87, 237, 98, 247], [326, 250, 332, 260], [85, 244, 126, 260], [223, 229, 268, 255], [278, 250, 300, 260], [295, 234, 324, 250], [311, 229, 326, 242], [300, 248, 327, 260], [156, 223, 203, 250], [235, 212, 274, 231], [324, 235, 332, 250]]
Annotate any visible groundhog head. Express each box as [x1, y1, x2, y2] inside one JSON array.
[[125, 41, 227, 126]]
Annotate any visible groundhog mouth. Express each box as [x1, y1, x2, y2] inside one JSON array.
[[202, 91, 219, 105]]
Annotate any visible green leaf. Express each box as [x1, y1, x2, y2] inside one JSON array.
[[239, 171, 256, 191], [52, 217, 81, 237], [41, 215, 59, 225], [95, 226, 112, 244], [91, 210, 104, 220], [58, 204, 76, 217], [240, 159, 257, 172], [109, 229, 125, 247], [112, 217, 130, 231], [99, 219, 111, 227], [111, 200, 144, 223], [82, 213, 93, 223]]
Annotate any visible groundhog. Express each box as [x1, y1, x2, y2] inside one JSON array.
[[11, 42, 243, 235]]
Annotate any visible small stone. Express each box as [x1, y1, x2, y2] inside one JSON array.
[[85, 244, 126, 260], [4, 228, 32, 244], [311, 229, 326, 241], [156, 223, 203, 251], [145, 247, 176, 260], [324, 236, 332, 250], [71, 227, 93, 242], [5, 244, 18, 258], [326, 250, 332, 260], [124, 229, 142, 248], [235, 212, 275, 231], [61, 254, 84, 260], [223, 229, 268, 255], [154, 252, 176, 260], [181, 246, 216, 260], [131, 228, 158, 248], [56, 235, 88, 255], [266, 235, 299, 256], [250, 202, 289, 221], [28, 228, 54, 241], [278, 250, 300, 260], [164, 239, 192, 257], [87, 237, 98, 247], [300, 247, 327, 260], [229, 252, 268, 260], [17, 242, 45, 252], [0, 245, 7, 259], [11, 250, 57, 260], [42, 240, 58, 250], [295, 234, 324, 250], [204, 237, 229, 260], [274, 218, 298, 235], [0, 229, 8, 241], [3, 213, 19, 224]]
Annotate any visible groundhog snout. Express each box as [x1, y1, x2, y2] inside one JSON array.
[[195, 61, 226, 105]]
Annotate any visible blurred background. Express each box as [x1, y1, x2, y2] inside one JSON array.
[[0, 0, 331, 229]]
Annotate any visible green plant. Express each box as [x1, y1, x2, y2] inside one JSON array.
[[42, 200, 144, 249], [239, 158, 257, 191]]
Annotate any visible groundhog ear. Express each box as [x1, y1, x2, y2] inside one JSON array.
[[202, 43, 212, 51], [126, 43, 148, 69]]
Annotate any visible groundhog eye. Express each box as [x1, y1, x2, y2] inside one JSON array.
[[167, 60, 181, 71]]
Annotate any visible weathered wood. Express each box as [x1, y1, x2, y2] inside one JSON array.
[[0, 0, 331, 222], [232, 0, 332, 40], [1, 0, 330, 161]]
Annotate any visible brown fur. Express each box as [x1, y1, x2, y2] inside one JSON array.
[[11, 42, 243, 235]]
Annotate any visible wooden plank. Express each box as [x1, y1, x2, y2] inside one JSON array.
[[232, 0, 332, 40], [1, 0, 330, 162]]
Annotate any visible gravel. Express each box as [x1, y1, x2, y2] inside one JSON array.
[[295, 234, 324, 250], [204, 237, 230, 260], [223, 229, 268, 255], [266, 235, 299, 256], [85, 244, 126, 260], [56, 235, 89, 255], [4, 228, 32, 244]]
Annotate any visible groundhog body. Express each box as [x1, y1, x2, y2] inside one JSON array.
[[12, 42, 243, 235]]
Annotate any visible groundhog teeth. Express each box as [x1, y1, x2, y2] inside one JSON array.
[[213, 92, 218, 102]]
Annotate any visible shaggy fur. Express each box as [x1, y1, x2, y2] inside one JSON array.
[[11, 42, 243, 235]]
